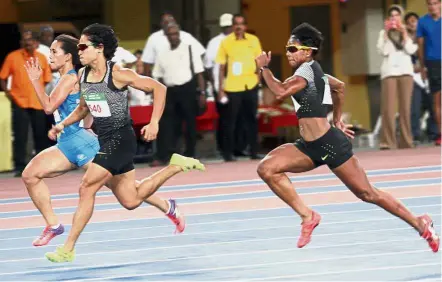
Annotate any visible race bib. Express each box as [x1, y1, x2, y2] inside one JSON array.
[[53, 109, 61, 122], [84, 92, 111, 117], [232, 62, 243, 76]]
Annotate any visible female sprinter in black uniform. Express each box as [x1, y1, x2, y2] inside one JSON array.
[[256, 23, 439, 252], [45, 24, 205, 262]]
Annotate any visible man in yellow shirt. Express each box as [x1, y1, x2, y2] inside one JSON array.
[[216, 14, 262, 161]]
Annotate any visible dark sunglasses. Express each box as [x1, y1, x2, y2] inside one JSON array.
[[77, 43, 94, 51], [285, 44, 318, 53]]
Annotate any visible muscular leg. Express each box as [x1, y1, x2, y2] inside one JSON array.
[[22, 146, 75, 226], [257, 144, 316, 221], [46, 155, 203, 262], [109, 165, 184, 210], [63, 163, 112, 252], [81, 163, 169, 212], [332, 156, 425, 232], [143, 194, 169, 213]]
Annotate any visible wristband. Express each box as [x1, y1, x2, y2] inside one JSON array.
[[260, 66, 269, 73]]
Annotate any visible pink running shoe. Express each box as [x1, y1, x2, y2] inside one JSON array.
[[33, 224, 65, 247], [166, 199, 185, 234], [297, 211, 321, 248], [419, 214, 440, 253]]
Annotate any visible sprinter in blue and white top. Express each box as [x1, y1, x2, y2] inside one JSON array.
[[256, 22, 439, 252], [44, 24, 205, 263], [24, 34, 190, 250], [24, 34, 99, 247]]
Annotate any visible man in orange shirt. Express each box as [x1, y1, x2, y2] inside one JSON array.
[[0, 30, 52, 177]]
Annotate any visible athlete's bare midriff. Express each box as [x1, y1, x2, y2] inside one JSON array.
[[298, 117, 331, 142]]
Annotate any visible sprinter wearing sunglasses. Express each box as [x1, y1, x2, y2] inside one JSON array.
[[255, 23, 439, 252], [44, 24, 205, 263], [23, 34, 190, 250]]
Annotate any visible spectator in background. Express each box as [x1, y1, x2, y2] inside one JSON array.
[[0, 31, 52, 177], [405, 12, 439, 143], [216, 14, 263, 161], [133, 49, 144, 75], [38, 25, 56, 83], [128, 50, 151, 106], [36, 35, 50, 61], [141, 12, 205, 77], [417, 0, 441, 146], [39, 25, 54, 47], [204, 13, 233, 154], [112, 46, 138, 68], [377, 5, 416, 150], [152, 23, 206, 165]]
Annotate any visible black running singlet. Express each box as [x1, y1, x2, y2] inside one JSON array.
[[290, 60, 332, 119], [80, 61, 132, 139]]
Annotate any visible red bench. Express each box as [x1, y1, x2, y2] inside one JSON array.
[[129, 103, 299, 137], [129, 101, 219, 137]]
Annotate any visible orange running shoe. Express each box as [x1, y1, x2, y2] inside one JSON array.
[[297, 210, 321, 248], [419, 214, 440, 253]]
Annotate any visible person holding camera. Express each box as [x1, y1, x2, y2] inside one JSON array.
[[377, 5, 417, 150]]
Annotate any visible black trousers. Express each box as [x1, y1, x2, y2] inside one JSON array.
[[156, 81, 197, 161], [214, 95, 226, 152], [12, 104, 51, 171], [215, 98, 247, 154], [222, 86, 259, 159]]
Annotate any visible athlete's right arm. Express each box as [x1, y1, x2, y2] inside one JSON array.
[[49, 96, 89, 140], [25, 57, 76, 114], [59, 96, 90, 128]]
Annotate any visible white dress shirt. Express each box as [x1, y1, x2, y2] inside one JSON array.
[[377, 30, 418, 79], [37, 44, 50, 61], [204, 33, 227, 93], [152, 42, 204, 87], [112, 47, 137, 66], [141, 30, 205, 65]]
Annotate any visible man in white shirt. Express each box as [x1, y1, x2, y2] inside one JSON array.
[[152, 23, 206, 165], [142, 12, 205, 77], [204, 13, 233, 154]]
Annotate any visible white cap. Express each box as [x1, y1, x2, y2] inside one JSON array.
[[219, 13, 233, 27]]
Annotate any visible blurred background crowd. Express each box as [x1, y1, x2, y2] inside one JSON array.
[[0, 0, 440, 176]]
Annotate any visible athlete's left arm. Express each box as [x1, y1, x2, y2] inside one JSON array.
[[113, 67, 167, 125], [325, 74, 345, 124]]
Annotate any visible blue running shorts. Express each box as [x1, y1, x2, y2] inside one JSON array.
[[57, 129, 100, 167]]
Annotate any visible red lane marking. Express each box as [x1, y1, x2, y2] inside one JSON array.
[[1, 185, 439, 230], [0, 171, 439, 213]]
